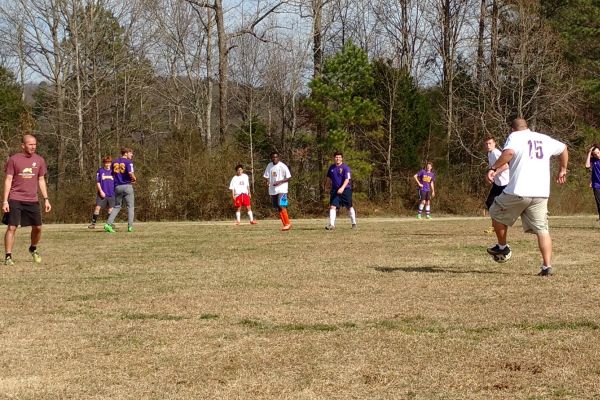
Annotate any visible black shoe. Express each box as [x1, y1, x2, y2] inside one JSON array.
[[537, 267, 553, 277], [487, 244, 512, 263]]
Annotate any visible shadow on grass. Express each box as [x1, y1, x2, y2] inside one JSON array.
[[371, 265, 506, 275]]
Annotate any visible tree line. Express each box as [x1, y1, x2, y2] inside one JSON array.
[[0, 0, 598, 222]]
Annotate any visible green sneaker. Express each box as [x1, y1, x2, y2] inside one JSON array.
[[416, 214, 422, 219], [127, 226, 133, 233], [4, 257, 14, 266], [426, 215, 432, 220], [104, 223, 116, 233], [30, 250, 42, 263]]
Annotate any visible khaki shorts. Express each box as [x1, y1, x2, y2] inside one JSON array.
[[489, 193, 549, 234]]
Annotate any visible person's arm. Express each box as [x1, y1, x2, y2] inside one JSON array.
[[274, 177, 291, 186], [38, 175, 51, 212], [487, 149, 515, 183], [2, 174, 13, 213], [231, 189, 236, 201], [556, 147, 569, 184], [96, 181, 105, 198], [585, 147, 593, 169], [430, 181, 435, 198], [413, 173, 423, 188], [337, 178, 350, 194]]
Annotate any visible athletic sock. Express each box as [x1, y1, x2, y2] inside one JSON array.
[[425, 205, 431, 216], [418, 204, 424, 215], [235, 211, 241, 222], [248, 211, 254, 221], [91, 213, 99, 224], [5, 253, 11, 260], [329, 209, 336, 226], [498, 244, 507, 250], [348, 207, 356, 224], [542, 265, 551, 270], [29, 245, 36, 253], [279, 210, 286, 225], [281, 209, 290, 225]]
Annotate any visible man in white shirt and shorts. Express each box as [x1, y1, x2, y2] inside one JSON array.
[[263, 152, 292, 231], [486, 118, 568, 276], [229, 164, 257, 225]]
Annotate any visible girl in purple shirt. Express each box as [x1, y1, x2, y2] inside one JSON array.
[[585, 145, 600, 221]]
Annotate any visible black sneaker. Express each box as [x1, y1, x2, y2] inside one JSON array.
[[325, 224, 335, 230], [537, 267, 553, 277], [487, 244, 512, 263]]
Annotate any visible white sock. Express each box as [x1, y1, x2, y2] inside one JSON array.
[[542, 265, 551, 270], [248, 211, 254, 221], [498, 244, 507, 250], [348, 207, 356, 224], [235, 211, 241, 222], [329, 209, 336, 226]]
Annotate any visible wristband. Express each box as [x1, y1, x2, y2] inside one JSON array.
[[489, 167, 497, 172]]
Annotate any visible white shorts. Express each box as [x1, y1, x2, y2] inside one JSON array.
[[489, 193, 549, 234]]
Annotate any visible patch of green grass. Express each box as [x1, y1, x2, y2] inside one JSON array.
[[121, 312, 185, 321]]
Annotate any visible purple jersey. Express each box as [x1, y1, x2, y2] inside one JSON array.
[[111, 157, 134, 186], [97, 167, 115, 196], [327, 163, 352, 191], [417, 169, 435, 191], [591, 158, 600, 189]]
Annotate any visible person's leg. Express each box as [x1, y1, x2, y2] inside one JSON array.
[[537, 232, 552, 267], [107, 187, 123, 225], [417, 200, 425, 218], [235, 206, 241, 223], [329, 206, 337, 227], [348, 207, 356, 225], [425, 199, 431, 218], [5, 225, 17, 256], [91, 205, 101, 225], [594, 188, 600, 220], [493, 219, 508, 245], [124, 186, 135, 229], [30, 225, 42, 246]]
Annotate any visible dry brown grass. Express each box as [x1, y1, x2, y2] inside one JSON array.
[[1, 216, 599, 399]]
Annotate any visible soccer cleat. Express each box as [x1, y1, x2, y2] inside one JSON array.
[[281, 224, 292, 231], [486, 244, 512, 263], [351, 223, 357, 229], [426, 215, 432, 219], [4, 257, 14, 266], [250, 220, 258, 225], [416, 214, 422, 219], [88, 223, 96, 229], [325, 224, 335, 230], [537, 267, 553, 277], [30, 250, 42, 264], [104, 224, 115, 233], [127, 226, 133, 233]]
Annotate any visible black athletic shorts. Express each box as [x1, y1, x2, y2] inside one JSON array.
[[330, 188, 353, 209], [3, 200, 42, 227]]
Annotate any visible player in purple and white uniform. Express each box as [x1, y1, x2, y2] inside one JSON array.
[[585, 145, 600, 222], [413, 162, 436, 219], [486, 118, 568, 276], [104, 147, 136, 233], [325, 152, 356, 230], [88, 156, 115, 229]]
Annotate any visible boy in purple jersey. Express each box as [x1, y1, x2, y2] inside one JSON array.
[[88, 156, 115, 229], [585, 144, 600, 222], [104, 147, 137, 233], [325, 152, 356, 229], [413, 162, 436, 219]]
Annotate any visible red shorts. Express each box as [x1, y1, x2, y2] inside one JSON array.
[[233, 194, 251, 207]]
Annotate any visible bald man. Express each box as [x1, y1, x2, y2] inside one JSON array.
[[2, 135, 51, 266], [485, 118, 568, 276]]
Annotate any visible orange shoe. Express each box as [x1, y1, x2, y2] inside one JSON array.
[[250, 220, 258, 225], [281, 224, 292, 231]]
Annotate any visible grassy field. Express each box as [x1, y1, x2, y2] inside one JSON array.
[[1, 216, 599, 399]]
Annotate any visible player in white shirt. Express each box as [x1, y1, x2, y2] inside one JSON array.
[[229, 164, 257, 225], [484, 137, 510, 233], [486, 118, 568, 276], [263, 152, 292, 231]]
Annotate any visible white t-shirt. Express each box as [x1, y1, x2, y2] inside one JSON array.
[[488, 148, 510, 186], [229, 173, 250, 196], [263, 162, 291, 195], [503, 129, 566, 198]]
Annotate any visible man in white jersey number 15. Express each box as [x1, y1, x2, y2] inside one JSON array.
[[486, 118, 568, 277]]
